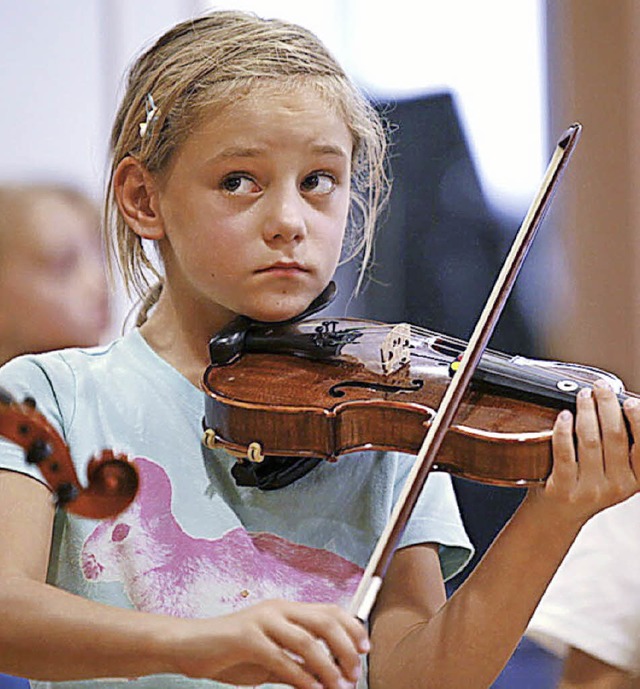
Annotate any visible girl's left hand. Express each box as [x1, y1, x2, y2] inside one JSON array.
[[540, 379, 640, 525]]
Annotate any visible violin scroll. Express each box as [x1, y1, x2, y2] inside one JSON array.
[[0, 386, 138, 519]]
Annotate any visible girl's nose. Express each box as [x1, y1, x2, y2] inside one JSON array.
[[262, 188, 307, 245]]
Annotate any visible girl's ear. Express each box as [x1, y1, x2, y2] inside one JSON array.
[[113, 156, 165, 240]]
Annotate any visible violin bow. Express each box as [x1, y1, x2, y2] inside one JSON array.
[[349, 123, 582, 622]]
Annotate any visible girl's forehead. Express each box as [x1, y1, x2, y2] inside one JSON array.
[[199, 82, 346, 128], [188, 88, 352, 149]]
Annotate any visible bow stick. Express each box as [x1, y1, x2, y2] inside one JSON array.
[[349, 123, 583, 622]]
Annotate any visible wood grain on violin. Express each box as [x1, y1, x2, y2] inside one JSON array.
[[203, 318, 638, 487], [0, 386, 138, 518]]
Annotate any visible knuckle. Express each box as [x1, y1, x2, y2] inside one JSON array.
[[314, 614, 338, 636], [608, 478, 634, 501], [579, 434, 601, 451], [326, 603, 344, 617]]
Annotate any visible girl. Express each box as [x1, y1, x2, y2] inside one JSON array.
[[0, 10, 638, 689]]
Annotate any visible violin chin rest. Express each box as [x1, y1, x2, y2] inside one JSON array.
[[231, 455, 323, 490]]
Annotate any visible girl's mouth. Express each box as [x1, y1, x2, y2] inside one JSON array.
[[257, 261, 309, 275]]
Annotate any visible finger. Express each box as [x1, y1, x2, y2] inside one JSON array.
[[623, 396, 640, 484], [267, 622, 350, 689], [592, 380, 631, 487], [247, 632, 325, 689], [550, 408, 577, 492], [305, 611, 365, 684], [574, 386, 604, 482], [328, 605, 370, 657], [286, 605, 366, 684]]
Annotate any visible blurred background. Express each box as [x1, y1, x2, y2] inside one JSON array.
[[1, 1, 638, 687]]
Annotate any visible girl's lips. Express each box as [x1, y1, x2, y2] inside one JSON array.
[[256, 262, 309, 273]]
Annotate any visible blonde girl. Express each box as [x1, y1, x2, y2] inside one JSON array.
[[0, 10, 638, 689]]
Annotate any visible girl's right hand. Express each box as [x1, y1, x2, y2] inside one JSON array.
[[172, 599, 369, 689]]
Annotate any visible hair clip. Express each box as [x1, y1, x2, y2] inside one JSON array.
[[139, 93, 158, 138]]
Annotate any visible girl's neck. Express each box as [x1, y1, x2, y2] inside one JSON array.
[[138, 289, 233, 388]]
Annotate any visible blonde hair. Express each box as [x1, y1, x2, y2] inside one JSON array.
[[105, 9, 389, 310]]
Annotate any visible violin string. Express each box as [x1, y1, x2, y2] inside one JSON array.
[[403, 323, 624, 392], [351, 321, 624, 397], [359, 321, 560, 387]]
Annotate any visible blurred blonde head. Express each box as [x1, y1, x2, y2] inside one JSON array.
[[0, 183, 110, 364]]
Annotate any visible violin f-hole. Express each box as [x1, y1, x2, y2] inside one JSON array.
[[329, 379, 424, 397]]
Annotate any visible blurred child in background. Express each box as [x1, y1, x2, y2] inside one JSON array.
[[0, 183, 110, 365], [0, 182, 110, 689]]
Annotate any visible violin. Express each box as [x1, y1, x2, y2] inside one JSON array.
[[0, 386, 138, 519], [201, 123, 631, 621], [202, 305, 638, 488]]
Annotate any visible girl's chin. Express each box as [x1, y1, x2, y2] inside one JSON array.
[[242, 298, 316, 324]]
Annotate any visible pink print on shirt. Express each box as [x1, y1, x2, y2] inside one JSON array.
[[81, 457, 363, 617]]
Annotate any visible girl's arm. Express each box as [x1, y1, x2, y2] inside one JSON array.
[[0, 471, 368, 689], [369, 382, 640, 689]]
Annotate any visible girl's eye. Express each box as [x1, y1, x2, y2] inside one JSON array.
[[301, 172, 336, 194], [221, 174, 260, 195]]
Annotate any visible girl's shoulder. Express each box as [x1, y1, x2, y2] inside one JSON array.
[[0, 330, 169, 432], [0, 332, 134, 395]]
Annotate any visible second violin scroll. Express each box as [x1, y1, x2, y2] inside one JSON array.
[[0, 386, 139, 519]]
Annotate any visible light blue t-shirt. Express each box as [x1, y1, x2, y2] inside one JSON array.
[[0, 330, 472, 689]]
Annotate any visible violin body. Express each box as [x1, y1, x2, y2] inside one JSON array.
[[203, 317, 633, 487], [0, 386, 138, 518]]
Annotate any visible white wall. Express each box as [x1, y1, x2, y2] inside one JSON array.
[[0, 1, 104, 194], [0, 0, 208, 198]]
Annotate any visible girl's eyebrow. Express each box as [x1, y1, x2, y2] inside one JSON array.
[[209, 143, 350, 163], [210, 146, 265, 161], [311, 144, 350, 158]]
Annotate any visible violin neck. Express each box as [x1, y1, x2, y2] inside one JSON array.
[[471, 356, 632, 411]]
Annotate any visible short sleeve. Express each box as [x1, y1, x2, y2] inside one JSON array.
[[0, 353, 72, 486], [393, 453, 474, 581]]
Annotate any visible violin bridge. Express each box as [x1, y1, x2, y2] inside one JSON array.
[[380, 323, 411, 375]]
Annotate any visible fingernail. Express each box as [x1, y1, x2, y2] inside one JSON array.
[[625, 397, 640, 410], [578, 387, 592, 399], [558, 409, 572, 421], [594, 379, 611, 390]]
